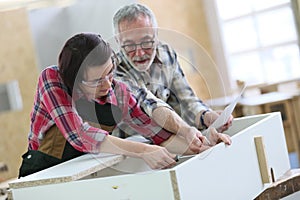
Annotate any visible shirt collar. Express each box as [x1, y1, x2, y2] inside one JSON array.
[[153, 42, 164, 64]]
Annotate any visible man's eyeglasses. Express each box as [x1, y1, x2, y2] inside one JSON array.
[[121, 41, 155, 53], [81, 59, 115, 87]]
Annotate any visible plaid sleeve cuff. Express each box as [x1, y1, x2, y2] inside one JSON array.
[[136, 88, 173, 117], [150, 129, 173, 145], [79, 123, 109, 153]]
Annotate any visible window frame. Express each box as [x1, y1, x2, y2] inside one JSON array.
[[203, 0, 300, 93]]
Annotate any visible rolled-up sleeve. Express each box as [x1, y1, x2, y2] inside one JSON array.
[[170, 59, 209, 126], [116, 82, 172, 145]]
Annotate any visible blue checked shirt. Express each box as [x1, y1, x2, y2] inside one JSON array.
[[115, 42, 210, 128]]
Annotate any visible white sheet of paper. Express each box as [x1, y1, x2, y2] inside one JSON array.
[[204, 86, 246, 135]]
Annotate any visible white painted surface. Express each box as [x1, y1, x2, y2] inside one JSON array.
[[10, 113, 291, 200], [175, 112, 290, 199], [12, 170, 176, 200], [28, 0, 135, 69], [282, 191, 300, 200]]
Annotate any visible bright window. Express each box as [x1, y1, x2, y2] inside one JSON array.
[[214, 0, 300, 86]]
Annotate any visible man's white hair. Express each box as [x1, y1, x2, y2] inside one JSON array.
[[113, 3, 158, 36]]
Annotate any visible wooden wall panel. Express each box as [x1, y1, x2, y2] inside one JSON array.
[[138, 0, 224, 99], [0, 8, 38, 180]]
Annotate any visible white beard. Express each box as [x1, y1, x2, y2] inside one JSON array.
[[123, 49, 156, 72]]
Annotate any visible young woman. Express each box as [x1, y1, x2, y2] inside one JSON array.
[[19, 33, 229, 177], [19, 33, 180, 177]]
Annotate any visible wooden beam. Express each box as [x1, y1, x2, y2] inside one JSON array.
[[255, 169, 300, 199], [254, 136, 271, 184]]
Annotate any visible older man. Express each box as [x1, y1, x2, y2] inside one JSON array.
[[112, 3, 232, 152]]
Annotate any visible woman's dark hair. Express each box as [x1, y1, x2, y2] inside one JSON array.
[[58, 33, 112, 93]]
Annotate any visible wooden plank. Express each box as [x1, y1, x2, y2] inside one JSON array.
[[170, 170, 180, 200], [254, 136, 271, 184], [9, 154, 125, 189], [255, 169, 300, 200]]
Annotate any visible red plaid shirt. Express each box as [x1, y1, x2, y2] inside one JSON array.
[[28, 66, 172, 153]]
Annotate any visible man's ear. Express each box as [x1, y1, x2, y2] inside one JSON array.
[[114, 36, 120, 45], [155, 28, 158, 37]]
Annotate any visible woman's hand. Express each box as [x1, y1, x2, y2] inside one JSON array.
[[140, 145, 177, 169], [99, 135, 177, 170]]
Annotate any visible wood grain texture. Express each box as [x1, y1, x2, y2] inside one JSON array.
[[255, 169, 300, 200], [254, 136, 271, 184], [138, 0, 224, 99], [0, 8, 39, 180]]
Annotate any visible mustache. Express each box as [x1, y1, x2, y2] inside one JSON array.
[[132, 55, 151, 62]]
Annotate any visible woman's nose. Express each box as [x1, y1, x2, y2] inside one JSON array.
[[100, 78, 112, 88]]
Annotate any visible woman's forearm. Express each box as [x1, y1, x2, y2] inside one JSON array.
[[152, 106, 195, 138], [99, 135, 147, 158], [98, 135, 177, 170]]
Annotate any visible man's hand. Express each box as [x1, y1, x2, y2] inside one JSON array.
[[184, 126, 211, 153], [204, 110, 233, 132], [205, 127, 232, 146]]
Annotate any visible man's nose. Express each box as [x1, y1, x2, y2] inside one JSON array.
[[134, 45, 146, 56]]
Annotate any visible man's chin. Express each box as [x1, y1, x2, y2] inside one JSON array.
[[133, 62, 151, 71]]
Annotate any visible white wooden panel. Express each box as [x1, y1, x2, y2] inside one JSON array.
[[12, 170, 176, 200], [282, 191, 300, 200], [10, 153, 125, 189], [174, 112, 290, 200], [10, 112, 291, 200]]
